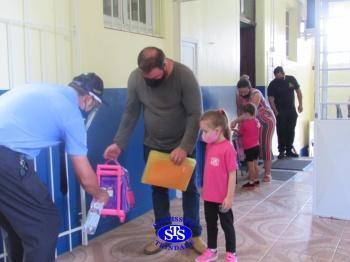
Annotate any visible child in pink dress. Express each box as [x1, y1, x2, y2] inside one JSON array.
[[234, 103, 261, 188], [196, 109, 238, 262]]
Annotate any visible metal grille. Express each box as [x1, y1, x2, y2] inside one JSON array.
[[315, 0, 350, 120]]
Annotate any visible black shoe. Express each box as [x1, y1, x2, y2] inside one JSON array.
[[278, 152, 285, 159], [286, 151, 299, 157], [286, 147, 299, 158], [242, 181, 256, 188]]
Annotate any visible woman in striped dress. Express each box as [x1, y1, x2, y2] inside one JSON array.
[[231, 76, 276, 182]]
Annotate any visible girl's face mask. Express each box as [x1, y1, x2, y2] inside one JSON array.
[[202, 130, 220, 144]]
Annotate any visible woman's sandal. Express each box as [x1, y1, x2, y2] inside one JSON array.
[[263, 174, 272, 182]]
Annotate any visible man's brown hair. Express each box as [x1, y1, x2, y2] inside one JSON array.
[[137, 46, 165, 73]]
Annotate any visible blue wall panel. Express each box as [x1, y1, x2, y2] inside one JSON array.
[[84, 88, 154, 239]]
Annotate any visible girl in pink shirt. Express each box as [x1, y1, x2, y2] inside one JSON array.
[[196, 109, 237, 262], [234, 103, 261, 188]]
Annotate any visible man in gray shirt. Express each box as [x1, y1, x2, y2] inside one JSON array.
[[104, 47, 205, 255]]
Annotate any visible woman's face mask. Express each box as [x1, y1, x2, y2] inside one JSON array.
[[239, 87, 251, 99]]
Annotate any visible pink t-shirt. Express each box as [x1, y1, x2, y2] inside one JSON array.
[[202, 139, 237, 203], [238, 118, 260, 149]]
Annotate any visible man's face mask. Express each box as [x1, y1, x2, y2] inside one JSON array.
[[143, 70, 166, 88], [80, 96, 100, 130]]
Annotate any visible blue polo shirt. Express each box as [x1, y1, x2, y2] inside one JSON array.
[[0, 84, 87, 158]]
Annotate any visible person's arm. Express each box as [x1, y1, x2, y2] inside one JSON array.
[[236, 93, 243, 116], [235, 122, 243, 136], [231, 89, 248, 129], [70, 155, 109, 204], [267, 81, 278, 116], [60, 110, 108, 203], [104, 71, 142, 160], [289, 75, 303, 113], [268, 96, 279, 116], [296, 88, 303, 113], [222, 145, 237, 210], [230, 113, 250, 130], [222, 171, 236, 210], [250, 91, 262, 108]]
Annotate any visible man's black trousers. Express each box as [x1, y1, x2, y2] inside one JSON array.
[[0, 146, 60, 262], [276, 109, 298, 153]]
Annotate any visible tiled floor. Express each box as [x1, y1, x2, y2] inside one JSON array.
[[57, 160, 350, 262]]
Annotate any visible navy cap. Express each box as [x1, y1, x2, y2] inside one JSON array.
[[273, 66, 284, 75], [72, 73, 105, 104]]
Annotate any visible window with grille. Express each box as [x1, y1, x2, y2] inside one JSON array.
[[103, 0, 161, 36], [286, 11, 290, 58]]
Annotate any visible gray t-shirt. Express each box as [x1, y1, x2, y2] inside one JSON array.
[[113, 61, 203, 154]]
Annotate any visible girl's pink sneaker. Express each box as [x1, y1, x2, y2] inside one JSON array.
[[225, 252, 237, 262], [195, 249, 218, 262]]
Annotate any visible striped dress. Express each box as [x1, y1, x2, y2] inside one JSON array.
[[236, 88, 276, 161]]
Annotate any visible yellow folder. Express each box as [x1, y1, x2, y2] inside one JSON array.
[[141, 150, 197, 191]]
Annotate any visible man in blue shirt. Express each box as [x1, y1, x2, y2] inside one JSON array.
[[0, 73, 109, 262]]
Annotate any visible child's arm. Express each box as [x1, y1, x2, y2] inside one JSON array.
[[233, 123, 242, 137], [256, 118, 261, 129], [222, 170, 237, 210], [230, 113, 249, 130]]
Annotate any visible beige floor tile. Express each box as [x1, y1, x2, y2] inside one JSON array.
[[340, 221, 350, 240], [261, 249, 329, 262], [335, 238, 350, 256], [280, 214, 347, 241], [333, 250, 350, 262], [56, 170, 350, 262], [271, 235, 338, 260], [236, 221, 278, 247]]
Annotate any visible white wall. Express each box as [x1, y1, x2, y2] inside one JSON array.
[[0, 1, 181, 90], [76, 0, 180, 88], [0, 0, 73, 89], [314, 120, 350, 220], [181, 0, 240, 86]]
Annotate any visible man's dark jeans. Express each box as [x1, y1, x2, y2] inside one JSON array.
[[144, 145, 202, 237]]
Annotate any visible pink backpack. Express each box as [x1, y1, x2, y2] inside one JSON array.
[[97, 160, 135, 223]]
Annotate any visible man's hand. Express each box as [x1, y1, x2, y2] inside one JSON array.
[[94, 188, 109, 205], [104, 143, 122, 160], [270, 109, 278, 117], [170, 147, 187, 165], [298, 104, 303, 113]]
